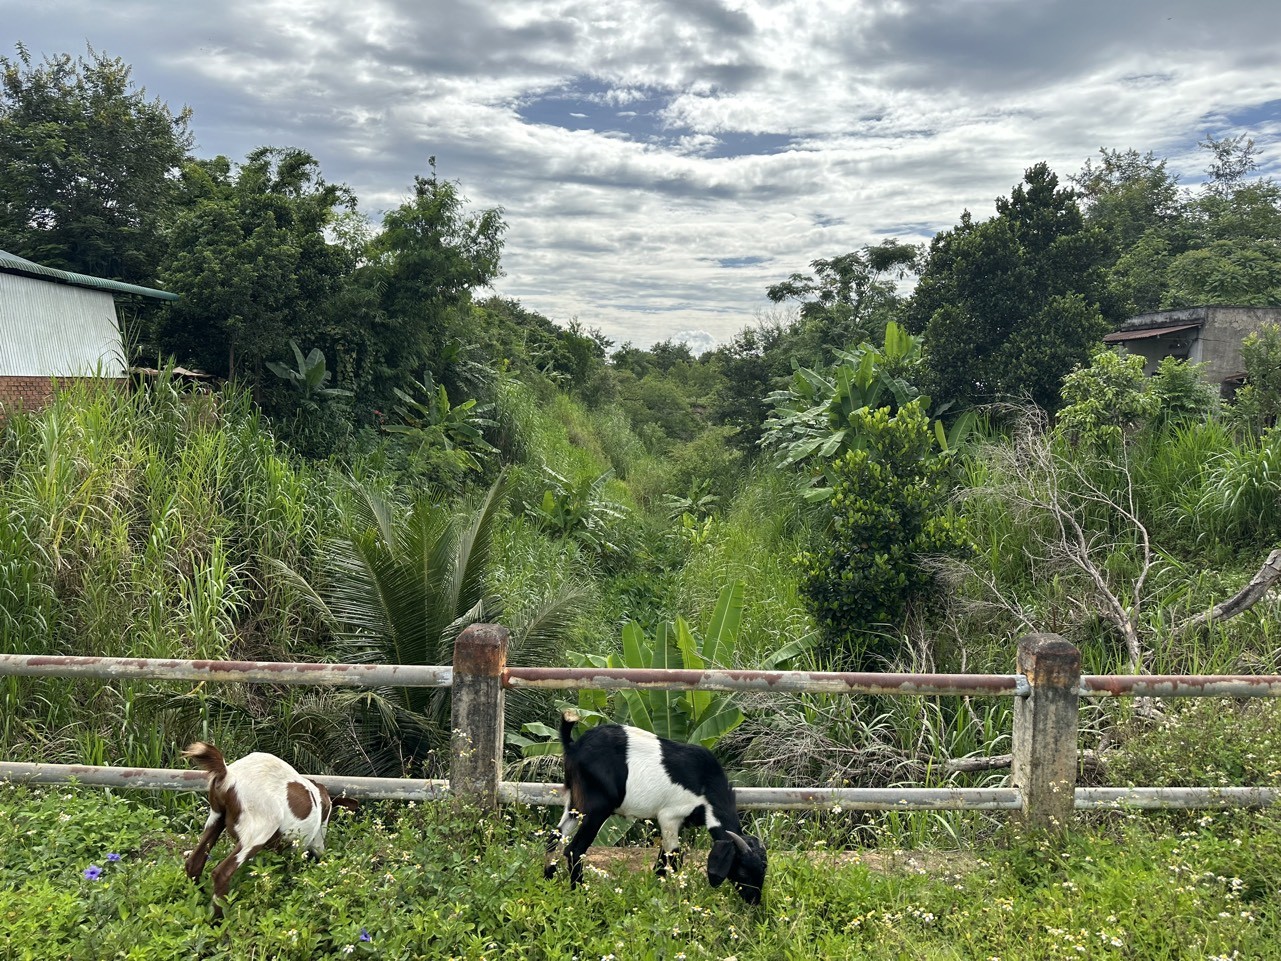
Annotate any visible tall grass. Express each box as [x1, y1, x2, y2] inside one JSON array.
[[673, 463, 817, 668], [0, 377, 323, 766]]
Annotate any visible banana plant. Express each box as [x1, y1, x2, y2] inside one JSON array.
[[512, 581, 747, 756]]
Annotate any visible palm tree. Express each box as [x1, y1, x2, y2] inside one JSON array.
[[281, 471, 586, 776]]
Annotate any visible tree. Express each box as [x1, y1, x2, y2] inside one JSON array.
[[0, 43, 193, 284], [1073, 148, 1183, 256], [1056, 348, 1156, 447], [906, 163, 1111, 411], [766, 240, 918, 354], [355, 160, 506, 413], [155, 148, 357, 389]]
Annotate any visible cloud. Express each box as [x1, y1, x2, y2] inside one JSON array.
[[6, 0, 1281, 346]]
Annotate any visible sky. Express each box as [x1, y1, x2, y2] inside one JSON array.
[[5, 0, 1281, 352]]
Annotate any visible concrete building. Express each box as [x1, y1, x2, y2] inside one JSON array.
[[1103, 305, 1281, 394], [0, 249, 177, 414]]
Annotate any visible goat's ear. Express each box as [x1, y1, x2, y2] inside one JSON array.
[[332, 797, 360, 811], [707, 839, 737, 887]]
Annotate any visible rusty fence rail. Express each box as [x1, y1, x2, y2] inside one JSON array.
[[3, 627, 1281, 828]]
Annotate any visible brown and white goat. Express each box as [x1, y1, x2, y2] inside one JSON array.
[[183, 742, 358, 918]]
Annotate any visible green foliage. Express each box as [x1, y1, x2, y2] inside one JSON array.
[[266, 340, 355, 458], [6, 785, 1281, 961], [527, 467, 628, 559], [0, 43, 193, 284], [356, 161, 506, 414], [761, 322, 930, 497], [766, 241, 919, 348], [384, 370, 497, 482], [664, 426, 744, 506], [1084, 137, 1281, 314], [1057, 348, 1156, 447], [907, 163, 1111, 411], [1231, 322, 1281, 434], [1192, 429, 1281, 547], [0, 376, 322, 768], [1111, 698, 1281, 789], [1148, 355, 1216, 429], [519, 581, 747, 754], [266, 340, 351, 404], [156, 148, 357, 385], [796, 402, 972, 668], [277, 474, 583, 775]]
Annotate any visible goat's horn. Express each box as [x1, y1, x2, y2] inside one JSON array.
[[726, 831, 750, 853]]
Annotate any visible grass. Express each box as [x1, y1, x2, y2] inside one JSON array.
[[1, 784, 1277, 960]]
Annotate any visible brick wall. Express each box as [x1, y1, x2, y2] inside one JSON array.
[[0, 376, 124, 422]]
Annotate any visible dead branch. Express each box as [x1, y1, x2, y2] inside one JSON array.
[[961, 415, 1153, 672], [1172, 548, 1281, 640]]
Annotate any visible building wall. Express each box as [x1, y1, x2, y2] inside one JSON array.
[[0, 375, 60, 413], [0, 272, 127, 377], [1115, 306, 1281, 387], [1198, 307, 1281, 385], [0, 375, 124, 421]]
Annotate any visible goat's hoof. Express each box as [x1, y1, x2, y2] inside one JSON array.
[[543, 864, 558, 880]]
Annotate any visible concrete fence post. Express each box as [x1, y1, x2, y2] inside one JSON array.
[[1011, 633, 1080, 831], [450, 623, 509, 807]]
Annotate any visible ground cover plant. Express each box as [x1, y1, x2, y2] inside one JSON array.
[[0, 783, 1277, 960]]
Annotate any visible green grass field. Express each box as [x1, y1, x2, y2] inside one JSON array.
[[1, 784, 1276, 960]]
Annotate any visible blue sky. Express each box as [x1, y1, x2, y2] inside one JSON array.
[[5, 0, 1281, 349]]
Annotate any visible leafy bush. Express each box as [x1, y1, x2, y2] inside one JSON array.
[[797, 402, 971, 668], [1057, 348, 1155, 447], [1230, 321, 1281, 435], [1148, 355, 1217, 428]]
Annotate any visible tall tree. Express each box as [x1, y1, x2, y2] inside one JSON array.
[[766, 240, 918, 354], [355, 160, 506, 412], [0, 44, 192, 283], [155, 148, 357, 387], [906, 163, 1110, 411]]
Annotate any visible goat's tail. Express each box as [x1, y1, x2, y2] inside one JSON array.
[[559, 710, 580, 752], [182, 742, 227, 778]]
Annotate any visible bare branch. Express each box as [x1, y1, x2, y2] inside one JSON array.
[[1173, 548, 1281, 639]]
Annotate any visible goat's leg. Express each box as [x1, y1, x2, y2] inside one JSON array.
[[564, 811, 610, 889], [209, 839, 267, 921], [185, 810, 224, 881], [543, 800, 581, 879], [654, 812, 684, 876]]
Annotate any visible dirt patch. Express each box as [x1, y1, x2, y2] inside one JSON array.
[[584, 846, 979, 876]]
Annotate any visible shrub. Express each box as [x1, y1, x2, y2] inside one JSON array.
[[796, 402, 971, 668], [1057, 348, 1155, 447]]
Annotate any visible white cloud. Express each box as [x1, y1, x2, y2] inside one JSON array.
[[5, 0, 1281, 347]]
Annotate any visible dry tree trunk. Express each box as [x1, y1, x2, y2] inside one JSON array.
[[1172, 548, 1281, 641]]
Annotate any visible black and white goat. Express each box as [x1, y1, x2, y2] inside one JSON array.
[[544, 712, 767, 904], [183, 742, 358, 918]]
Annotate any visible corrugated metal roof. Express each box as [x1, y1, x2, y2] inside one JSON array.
[[1103, 322, 1200, 343], [0, 249, 178, 301]]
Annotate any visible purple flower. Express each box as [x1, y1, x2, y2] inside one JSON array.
[[359, 929, 372, 942], [83, 865, 103, 880], [106, 853, 121, 862]]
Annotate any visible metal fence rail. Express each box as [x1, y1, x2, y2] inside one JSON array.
[[0, 652, 452, 689], [4, 628, 1281, 828], [506, 666, 1030, 696]]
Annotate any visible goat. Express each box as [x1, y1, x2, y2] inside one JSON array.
[[182, 742, 358, 918], [544, 712, 767, 904]]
